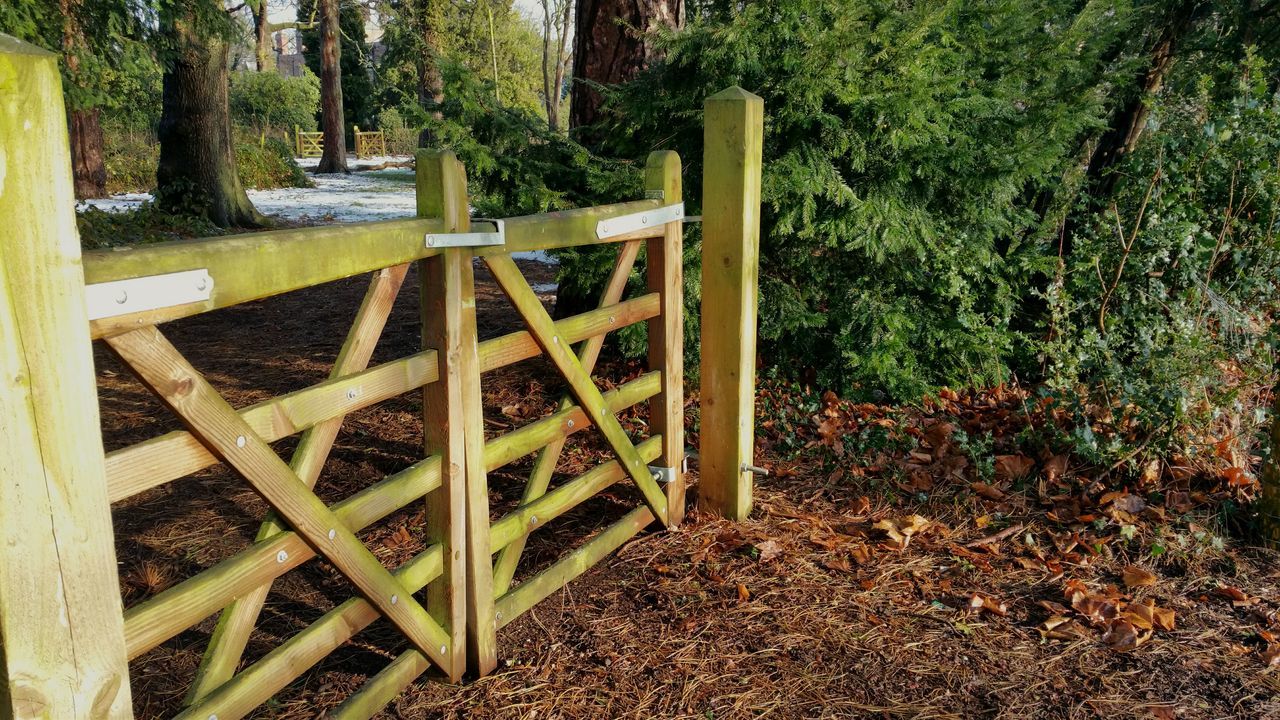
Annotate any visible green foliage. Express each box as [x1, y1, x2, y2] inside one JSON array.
[[230, 67, 322, 136], [235, 138, 313, 189], [77, 203, 223, 249], [601, 0, 1140, 400], [1041, 54, 1280, 463], [103, 125, 159, 194]]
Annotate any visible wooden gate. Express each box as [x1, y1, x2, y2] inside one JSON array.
[[354, 126, 387, 158], [0, 37, 763, 720], [295, 124, 324, 157]]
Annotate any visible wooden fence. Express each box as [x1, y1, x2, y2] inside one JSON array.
[[354, 126, 387, 158], [0, 36, 763, 720]]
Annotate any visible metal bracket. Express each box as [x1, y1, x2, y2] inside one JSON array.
[[85, 269, 213, 321], [648, 465, 679, 484], [596, 203, 685, 240], [425, 219, 505, 248]]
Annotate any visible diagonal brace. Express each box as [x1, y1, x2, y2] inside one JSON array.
[[105, 325, 453, 672], [483, 254, 670, 527]]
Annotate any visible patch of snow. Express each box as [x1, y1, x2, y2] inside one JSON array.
[[77, 167, 561, 266], [531, 282, 559, 294], [295, 155, 413, 170]]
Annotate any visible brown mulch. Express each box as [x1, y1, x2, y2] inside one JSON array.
[[101, 259, 1280, 719]]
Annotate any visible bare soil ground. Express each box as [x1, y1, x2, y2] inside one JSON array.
[[102, 260, 1280, 720]]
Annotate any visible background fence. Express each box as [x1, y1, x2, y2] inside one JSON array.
[[0, 36, 762, 720]]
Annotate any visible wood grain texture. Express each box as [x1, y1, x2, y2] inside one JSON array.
[[492, 239, 643, 593], [643, 150, 687, 526], [105, 326, 452, 670], [698, 86, 764, 521], [485, 255, 669, 526], [187, 264, 409, 703], [0, 35, 134, 719]]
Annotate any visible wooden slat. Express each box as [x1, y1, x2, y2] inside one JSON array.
[[485, 254, 670, 527], [120, 372, 659, 657], [418, 150, 471, 682], [105, 326, 452, 670], [489, 436, 662, 552], [187, 264, 409, 703], [492, 239, 643, 593], [698, 86, 765, 521], [495, 506, 655, 628], [83, 218, 441, 338], [0, 35, 134, 719], [105, 293, 660, 502], [176, 546, 442, 720], [644, 150, 687, 526]]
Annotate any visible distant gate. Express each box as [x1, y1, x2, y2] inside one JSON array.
[[295, 124, 324, 157]]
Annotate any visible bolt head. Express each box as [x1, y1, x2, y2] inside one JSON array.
[[196, 277, 208, 292], [567, 419, 575, 429], [391, 594, 398, 605], [426, 235, 436, 246], [529, 515, 538, 526], [276, 550, 289, 563], [235, 435, 246, 448], [347, 388, 359, 400], [328, 528, 337, 540], [609, 316, 616, 324], [440, 644, 447, 655], [115, 290, 128, 305]]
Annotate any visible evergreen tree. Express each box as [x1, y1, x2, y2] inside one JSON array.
[[299, 0, 375, 133]]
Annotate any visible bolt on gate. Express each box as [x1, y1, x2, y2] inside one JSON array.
[[0, 36, 763, 720]]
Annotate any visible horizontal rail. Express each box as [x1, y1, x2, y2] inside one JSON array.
[[122, 373, 660, 657], [83, 200, 669, 339], [176, 545, 442, 720], [84, 219, 443, 338], [473, 199, 665, 256], [106, 293, 660, 502], [489, 435, 662, 551], [496, 504, 655, 628]]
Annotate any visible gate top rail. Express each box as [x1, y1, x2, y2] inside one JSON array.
[[82, 198, 670, 338]]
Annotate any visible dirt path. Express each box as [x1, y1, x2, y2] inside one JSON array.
[[103, 259, 1280, 719]]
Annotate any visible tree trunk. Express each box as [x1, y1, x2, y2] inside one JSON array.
[[1260, 380, 1280, 547], [59, 0, 108, 199], [156, 11, 265, 228], [569, 0, 682, 137], [252, 0, 274, 71], [543, 2, 555, 128], [316, 0, 348, 173], [68, 108, 108, 199], [416, 0, 445, 147]]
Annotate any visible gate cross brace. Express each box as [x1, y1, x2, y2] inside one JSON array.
[[105, 325, 454, 671], [483, 254, 671, 527]]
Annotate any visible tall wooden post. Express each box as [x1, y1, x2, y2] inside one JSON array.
[[645, 151, 686, 526], [416, 150, 497, 678], [698, 86, 764, 521], [0, 35, 134, 718]]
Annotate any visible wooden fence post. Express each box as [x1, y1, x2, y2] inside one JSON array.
[[644, 151, 686, 526], [416, 150, 497, 678], [0, 35, 134, 718], [698, 86, 764, 521]]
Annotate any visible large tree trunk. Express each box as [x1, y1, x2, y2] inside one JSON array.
[[316, 0, 348, 173], [68, 108, 108, 199], [569, 0, 682, 137], [416, 0, 445, 147], [156, 11, 265, 228]]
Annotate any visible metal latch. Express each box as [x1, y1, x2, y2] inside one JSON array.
[[596, 203, 685, 240], [85, 269, 213, 321], [425, 219, 505, 248], [648, 465, 678, 484]]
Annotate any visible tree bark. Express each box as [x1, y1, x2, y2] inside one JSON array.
[[59, 0, 108, 198], [415, 0, 445, 147], [252, 0, 275, 71], [316, 0, 348, 173], [569, 0, 682, 137], [68, 108, 108, 199], [156, 9, 265, 228]]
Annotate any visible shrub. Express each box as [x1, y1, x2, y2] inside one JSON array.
[[1041, 56, 1280, 465], [103, 125, 159, 194], [377, 107, 419, 156], [230, 68, 321, 140], [234, 138, 313, 190]]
